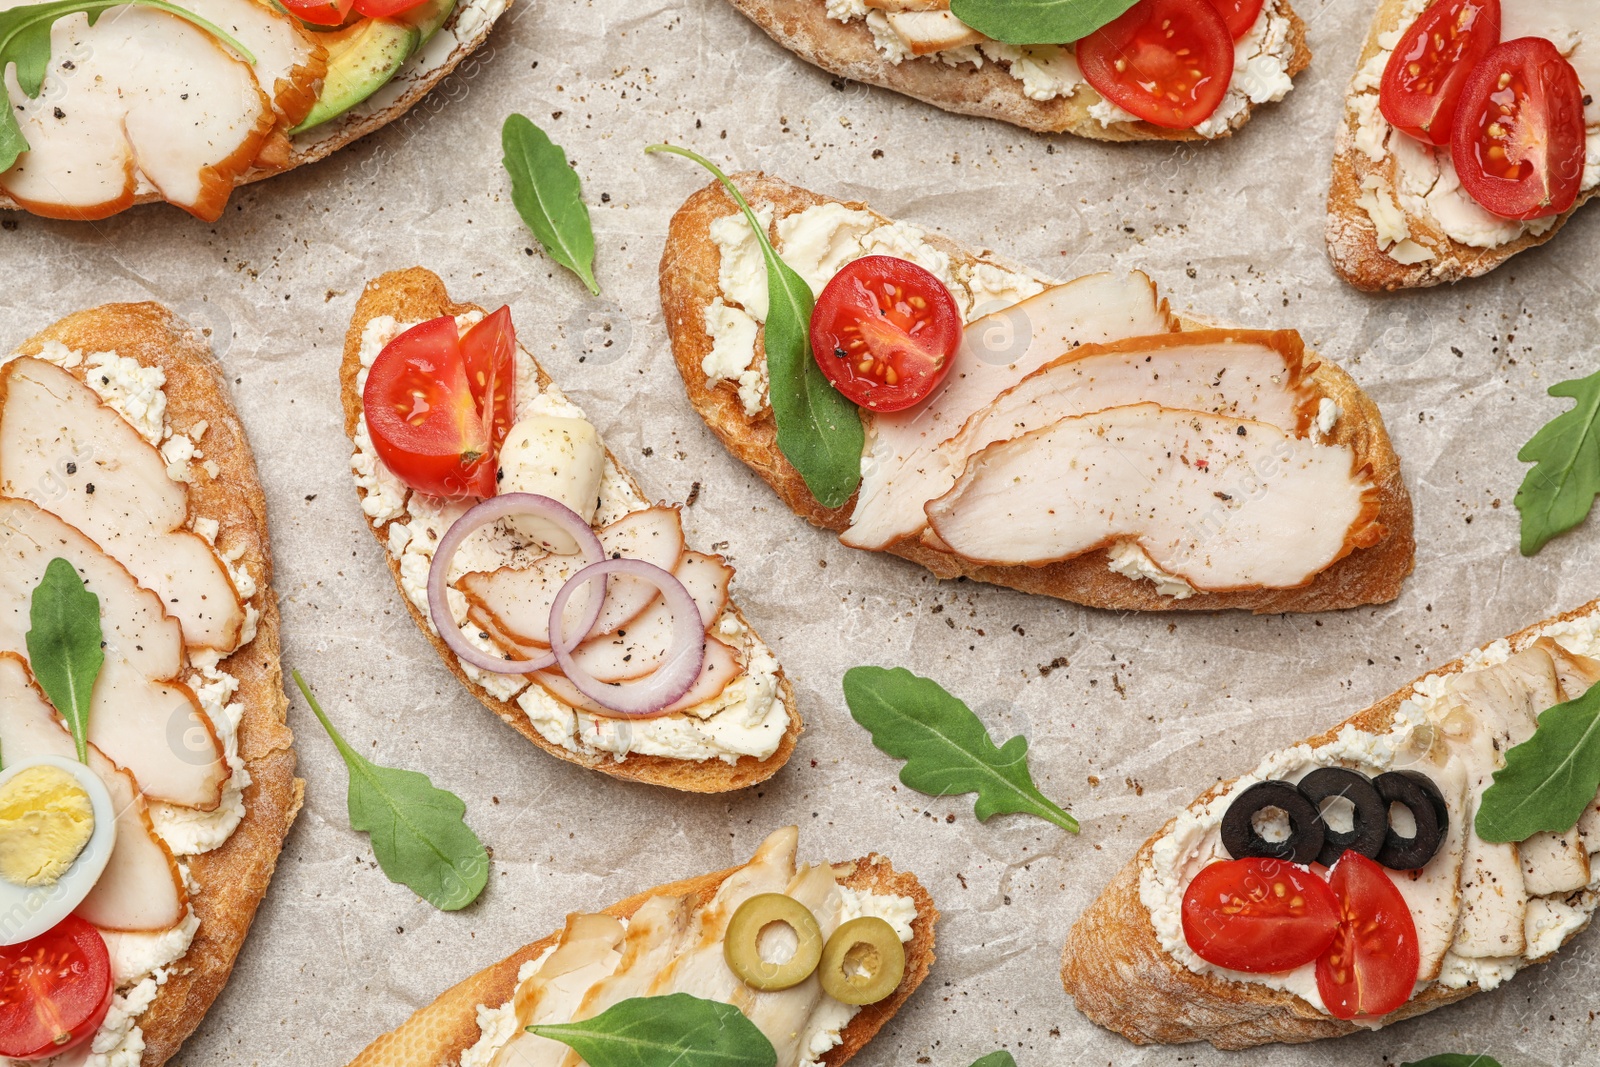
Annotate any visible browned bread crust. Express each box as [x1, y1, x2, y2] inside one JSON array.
[[660, 173, 1416, 613], [11, 303, 302, 1067], [344, 850, 937, 1067], [0, 0, 509, 220], [724, 0, 1308, 140], [1060, 596, 1600, 1049], [1325, 0, 1597, 290], [340, 267, 800, 792]]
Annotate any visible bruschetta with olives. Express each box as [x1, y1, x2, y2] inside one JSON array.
[[341, 268, 800, 792], [342, 826, 935, 1067], [659, 172, 1415, 614], [721, 0, 1309, 141], [1061, 597, 1600, 1047], [1326, 0, 1598, 289], [0, 0, 508, 221], [0, 304, 298, 1064]]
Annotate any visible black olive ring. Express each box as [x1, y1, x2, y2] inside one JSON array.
[[1297, 767, 1388, 868], [1219, 780, 1325, 865]]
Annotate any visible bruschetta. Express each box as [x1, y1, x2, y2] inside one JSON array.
[[660, 172, 1416, 614], [721, 0, 1309, 141], [1061, 597, 1600, 1047], [341, 268, 800, 792], [0, 0, 508, 222], [342, 826, 936, 1067], [1326, 0, 1598, 290], [0, 303, 298, 1065]]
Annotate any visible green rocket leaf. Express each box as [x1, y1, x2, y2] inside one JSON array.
[[1515, 369, 1600, 555], [502, 114, 601, 295], [1476, 677, 1600, 843], [950, 0, 1139, 45], [25, 557, 104, 764], [843, 666, 1077, 832], [527, 994, 776, 1067]]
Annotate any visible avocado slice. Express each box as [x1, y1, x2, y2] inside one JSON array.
[[290, 4, 455, 136]]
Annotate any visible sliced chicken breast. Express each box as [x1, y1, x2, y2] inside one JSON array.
[[843, 272, 1177, 551], [883, 10, 987, 53], [530, 636, 743, 720], [737, 862, 847, 1064], [925, 404, 1381, 590], [177, 0, 327, 128], [493, 913, 626, 1067], [1390, 755, 1468, 981]]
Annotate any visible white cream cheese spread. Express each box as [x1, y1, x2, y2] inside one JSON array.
[[1140, 608, 1600, 1016], [351, 316, 789, 765]]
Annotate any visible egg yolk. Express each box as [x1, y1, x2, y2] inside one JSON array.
[[0, 766, 95, 888]]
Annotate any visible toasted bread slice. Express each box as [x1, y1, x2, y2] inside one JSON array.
[[1060, 597, 1600, 1049], [722, 0, 1309, 141], [0, 0, 509, 220], [8, 304, 301, 1067], [661, 173, 1415, 613], [341, 268, 800, 792], [343, 844, 936, 1067], [1325, 0, 1597, 290]]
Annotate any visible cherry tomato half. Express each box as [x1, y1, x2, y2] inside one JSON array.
[[1380, 0, 1500, 146], [1315, 852, 1420, 1020], [1451, 36, 1587, 220], [1206, 0, 1265, 41], [1077, 0, 1236, 130], [1181, 858, 1341, 973], [352, 0, 429, 17], [362, 308, 517, 500], [809, 256, 962, 413], [279, 0, 354, 27], [0, 916, 113, 1060]]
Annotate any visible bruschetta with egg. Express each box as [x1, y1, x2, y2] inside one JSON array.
[[342, 826, 935, 1067], [341, 268, 800, 792], [0, 304, 298, 1064], [1326, 0, 1598, 289], [660, 173, 1415, 614], [1061, 597, 1600, 1047], [0, 0, 508, 222], [722, 0, 1309, 140]]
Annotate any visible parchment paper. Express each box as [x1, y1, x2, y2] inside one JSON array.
[[2, 0, 1597, 1063]]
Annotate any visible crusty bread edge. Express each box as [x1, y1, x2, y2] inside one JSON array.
[[1059, 595, 1600, 1049], [339, 267, 801, 792], [1324, 0, 1596, 291], [659, 172, 1416, 614], [0, 0, 510, 219], [344, 850, 938, 1067], [725, 0, 1309, 141], [12, 304, 303, 1067]]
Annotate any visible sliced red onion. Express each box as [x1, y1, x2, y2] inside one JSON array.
[[428, 494, 605, 675], [547, 558, 707, 718]]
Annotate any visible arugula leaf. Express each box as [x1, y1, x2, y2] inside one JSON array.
[[527, 994, 776, 1067], [293, 671, 488, 911], [1401, 1057, 1503, 1067], [969, 1054, 1019, 1067], [0, 0, 254, 172], [24, 558, 104, 764], [843, 666, 1078, 832], [1475, 677, 1600, 843], [502, 114, 600, 295], [1515, 368, 1600, 556], [646, 144, 865, 509], [950, 0, 1139, 45]]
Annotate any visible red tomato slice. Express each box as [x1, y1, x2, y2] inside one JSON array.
[[279, 0, 354, 26], [1452, 37, 1587, 220], [1316, 852, 1420, 1020], [458, 306, 517, 466], [1380, 0, 1500, 146], [1206, 0, 1265, 41], [1077, 0, 1236, 130], [351, 0, 427, 16], [0, 917, 113, 1060], [809, 256, 962, 413], [1181, 858, 1341, 973], [363, 314, 510, 499]]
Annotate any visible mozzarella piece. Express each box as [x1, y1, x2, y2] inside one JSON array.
[[0, 358, 246, 652], [0, 654, 186, 932], [883, 10, 987, 54], [0, 498, 226, 809], [0, 6, 275, 221], [925, 404, 1380, 590], [844, 272, 1176, 551], [175, 0, 326, 127], [530, 636, 742, 718], [931, 329, 1321, 525], [496, 416, 607, 552]]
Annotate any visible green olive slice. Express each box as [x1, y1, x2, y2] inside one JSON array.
[[723, 893, 824, 991], [818, 916, 906, 1006]]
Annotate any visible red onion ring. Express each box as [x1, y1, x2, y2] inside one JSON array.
[[547, 558, 707, 718], [427, 494, 606, 675]]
